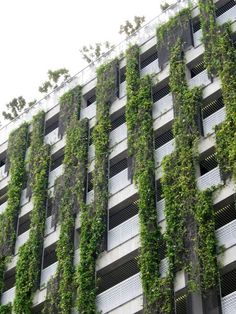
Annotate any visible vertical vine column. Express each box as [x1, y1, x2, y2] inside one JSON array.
[[14, 111, 50, 313], [77, 59, 118, 313], [126, 45, 165, 313], [0, 123, 28, 312]]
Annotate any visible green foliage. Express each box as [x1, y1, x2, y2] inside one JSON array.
[[215, 25, 236, 179], [14, 112, 50, 313], [119, 16, 145, 37], [0, 304, 12, 314], [80, 42, 115, 64], [0, 123, 28, 297], [198, 0, 220, 76], [77, 60, 118, 313], [156, 8, 191, 45], [44, 87, 88, 314], [2, 97, 26, 121], [38, 68, 70, 94], [126, 45, 163, 312]]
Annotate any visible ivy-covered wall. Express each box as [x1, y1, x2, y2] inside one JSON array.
[[0, 123, 28, 311], [14, 111, 50, 313]]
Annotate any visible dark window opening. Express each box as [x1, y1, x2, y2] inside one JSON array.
[[0, 187, 8, 206], [109, 158, 128, 178], [190, 60, 205, 78], [111, 114, 126, 132], [46, 198, 53, 218], [156, 180, 163, 202], [84, 89, 96, 107], [17, 213, 31, 236], [215, 200, 236, 229], [216, 0, 236, 17], [221, 268, 236, 297], [153, 85, 171, 103], [50, 152, 64, 171], [89, 127, 94, 146], [140, 48, 158, 69], [202, 96, 224, 119], [199, 153, 218, 176], [45, 120, 59, 135], [120, 67, 126, 83], [159, 237, 166, 260], [0, 151, 6, 168], [176, 294, 188, 314], [43, 245, 57, 269], [155, 129, 173, 150], [192, 19, 201, 33], [2, 269, 16, 292], [87, 172, 93, 192], [109, 200, 139, 229]]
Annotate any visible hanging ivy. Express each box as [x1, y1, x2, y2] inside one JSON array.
[[125, 45, 165, 312], [215, 25, 236, 180], [14, 111, 50, 313], [77, 59, 118, 314], [0, 123, 28, 307], [0, 304, 12, 314], [43, 86, 89, 314]]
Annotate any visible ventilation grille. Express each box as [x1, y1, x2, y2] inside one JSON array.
[[109, 200, 139, 229], [216, 0, 236, 17], [199, 153, 218, 175], [215, 202, 236, 229], [190, 60, 205, 78], [155, 129, 173, 149], [176, 294, 188, 314], [140, 51, 158, 69], [202, 96, 224, 119], [110, 158, 128, 178], [111, 114, 126, 131], [153, 85, 170, 102]]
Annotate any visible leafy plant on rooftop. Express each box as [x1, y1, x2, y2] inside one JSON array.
[[38, 68, 70, 93], [119, 16, 145, 37]]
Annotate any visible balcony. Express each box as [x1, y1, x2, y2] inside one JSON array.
[[217, 4, 236, 25], [119, 81, 126, 98], [203, 107, 226, 136], [140, 60, 160, 76], [44, 128, 60, 145], [0, 165, 7, 181], [86, 189, 94, 204], [96, 273, 142, 314], [15, 229, 30, 254], [80, 102, 96, 120], [40, 261, 58, 287], [20, 188, 30, 206], [154, 139, 175, 165], [157, 199, 165, 222], [189, 69, 211, 88], [160, 257, 168, 278], [193, 29, 202, 47], [109, 123, 127, 147], [0, 201, 7, 215], [153, 93, 173, 120], [221, 291, 236, 314], [48, 164, 64, 187], [108, 168, 131, 195], [88, 144, 95, 162], [197, 166, 222, 190], [1, 286, 15, 305], [216, 219, 236, 250], [108, 214, 139, 250]]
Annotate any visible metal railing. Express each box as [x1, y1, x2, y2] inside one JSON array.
[[155, 139, 175, 164], [216, 219, 236, 250], [203, 106, 226, 136], [80, 101, 96, 120], [221, 291, 236, 314], [160, 257, 169, 278], [157, 198, 165, 222], [108, 214, 139, 250], [217, 4, 236, 25], [0, 0, 197, 146], [96, 272, 142, 313], [140, 60, 160, 77], [197, 166, 222, 191], [193, 29, 202, 47], [153, 93, 173, 119]]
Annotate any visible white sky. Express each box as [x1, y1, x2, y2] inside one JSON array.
[[0, 0, 174, 123]]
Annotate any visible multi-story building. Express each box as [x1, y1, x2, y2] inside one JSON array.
[[0, 0, 235, 313]]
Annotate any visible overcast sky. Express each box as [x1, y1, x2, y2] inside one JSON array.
[[0, 0, 175, 124]]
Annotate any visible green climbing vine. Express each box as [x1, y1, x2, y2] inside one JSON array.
[[14, 111, 50, 313], [125, 45, 164, 312], [0, 123, 28, 309], [77, 59, 118, 313], [43, 87, 89, 314]]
